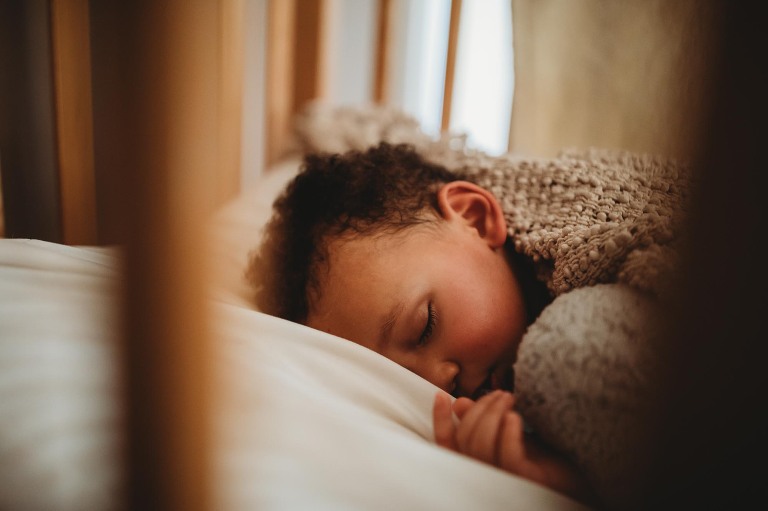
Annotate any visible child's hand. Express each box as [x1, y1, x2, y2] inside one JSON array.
[[433, 390, 596, 505], [433, 390, 527, 471]]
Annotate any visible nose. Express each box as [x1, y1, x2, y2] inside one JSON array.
[[426, 359, 460, 394]]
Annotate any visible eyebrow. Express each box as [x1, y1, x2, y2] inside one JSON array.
[[378, 301, 405, 348]]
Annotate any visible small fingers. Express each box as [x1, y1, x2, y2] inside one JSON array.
[[452, 397, 475, 418], [433, 391, 458, 451], [455, 391, 515, 465], [497, 410, 527, 474]]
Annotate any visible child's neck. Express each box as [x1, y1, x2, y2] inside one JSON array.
[[504, 239, 553, 325]]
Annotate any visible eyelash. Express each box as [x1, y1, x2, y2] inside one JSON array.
[[417, 302, 437, 347]]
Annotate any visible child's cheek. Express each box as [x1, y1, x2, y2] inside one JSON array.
[[447, 293, 508, 358]]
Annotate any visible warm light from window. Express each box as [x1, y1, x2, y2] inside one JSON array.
[[450, 0, 514, 155]]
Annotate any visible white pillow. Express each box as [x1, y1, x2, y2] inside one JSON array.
[[214, 303, 585, 510], [0, 239, 121, 511], [208, 157, 302, 309]]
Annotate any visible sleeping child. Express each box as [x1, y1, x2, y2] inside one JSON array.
[[248, 141, 689, 508]]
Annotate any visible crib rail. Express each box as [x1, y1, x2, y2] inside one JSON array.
[[88, 1, 231, 508], [50, 0, 97, 245], [441, 0, 462, 132], [114, 3, 216, 507]]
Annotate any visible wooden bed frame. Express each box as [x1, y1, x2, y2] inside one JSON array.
[[1, 1, 764, 509]]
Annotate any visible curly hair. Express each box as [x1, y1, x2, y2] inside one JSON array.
[[247, 142, 466, 323]]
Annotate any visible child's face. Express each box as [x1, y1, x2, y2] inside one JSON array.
[[306, 217, 527, 398]]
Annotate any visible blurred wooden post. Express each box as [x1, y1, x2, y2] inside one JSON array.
[[441, 0, 462, 132], [265, 0, 328, 166], [218, 0, 245, 206], [293, 0, 329, 109], [0, 0, 61, 242], [373, 0, 393, 103], [50, 0, 97, 245], [265, 0, 296, 166], [94, 1, 219, 509]]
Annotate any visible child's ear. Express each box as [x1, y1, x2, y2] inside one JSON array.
[[437, 181, 508, 248]]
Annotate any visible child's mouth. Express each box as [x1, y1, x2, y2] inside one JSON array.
[[469, 366, 515, 400]]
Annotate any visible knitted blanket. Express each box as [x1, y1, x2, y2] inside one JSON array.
[[294, 102, 691, 298], [514, 283, 663, 508], [431, 148, 689, 299], [293, 102, 690, 507]]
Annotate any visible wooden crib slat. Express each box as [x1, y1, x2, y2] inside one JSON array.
[[265, 0, 330, 167], [0, 0, 61, 242], [441, 0, 462, 132], [265, 0, 296, 166], [92, 2, 219, 509], [50, 0, 97, 245], [373, 0, 393, 103], [294, 0, 329, 110], [218, 0, 245, 205]]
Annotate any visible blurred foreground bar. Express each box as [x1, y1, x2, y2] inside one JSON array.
[[92, 1, 219, 510]]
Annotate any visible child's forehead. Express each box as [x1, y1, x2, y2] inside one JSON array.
[[307, 220, 450, 313], [311, 226, 427, 293], [308, 227, 436, 314], [325, 222, 443, 261]]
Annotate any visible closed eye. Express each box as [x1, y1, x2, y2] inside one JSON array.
[[417, 302, 437, 347]]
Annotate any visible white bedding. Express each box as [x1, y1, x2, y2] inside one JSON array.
[[0, 158, 588, 510]]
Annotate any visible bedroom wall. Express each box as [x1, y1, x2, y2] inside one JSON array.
[[509, 0, 719, 160]]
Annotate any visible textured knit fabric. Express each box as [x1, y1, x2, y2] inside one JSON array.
[[294, 102, 691, 298], [513, 283, 663, 508], [429, 147, 690, 298]]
